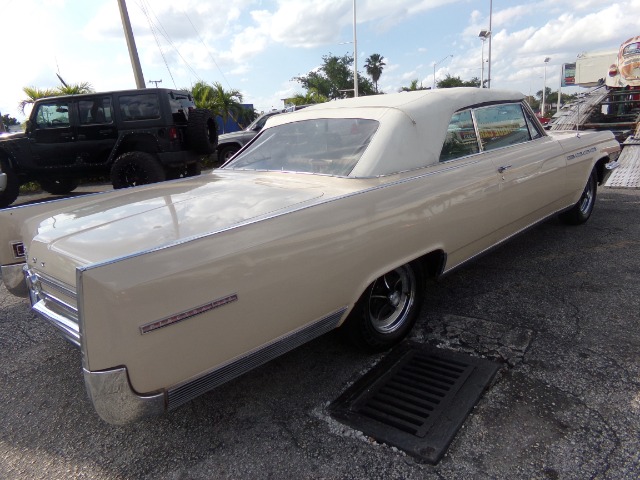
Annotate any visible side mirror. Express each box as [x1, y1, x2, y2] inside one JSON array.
[[25, 120, 32, 134]]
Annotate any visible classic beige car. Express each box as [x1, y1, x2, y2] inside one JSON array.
[[0, 88, 620, 424]]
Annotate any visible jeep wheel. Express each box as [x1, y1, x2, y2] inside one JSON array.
[[187, 109, 218, 154], [111, 152, 166, 189], [0, 158, 20, 208], [39, 177, 79, 195]]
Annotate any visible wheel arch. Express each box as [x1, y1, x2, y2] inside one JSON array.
[[108, 133, 160, 165], [593, 155, 612, 185]]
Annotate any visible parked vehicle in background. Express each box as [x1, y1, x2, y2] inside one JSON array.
[[0, 88, 619, 424], [0, 88, 217, 208], [216, 109, 285, 162], [216, 105, 310, 162]]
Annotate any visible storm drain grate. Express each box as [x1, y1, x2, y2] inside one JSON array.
[[329, 342, 500, 464]]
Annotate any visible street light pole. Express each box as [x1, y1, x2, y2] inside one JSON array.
[[432, 54, 453, 89], [478, 30, 491, 88], [542, 57, 550, 117], [487, 0, 492, 89], [352, 0, 358, 98]]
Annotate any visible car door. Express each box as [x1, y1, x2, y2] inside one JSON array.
[[472, 102, 567, 238], [74, 96, 117, 165], [29, 100, 77, 167]]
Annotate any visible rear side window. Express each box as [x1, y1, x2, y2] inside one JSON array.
[[439, 109, 479, 162], [78, 97, 113, 124], [474, 103, 531, 151], [119, 94, 160, 121]]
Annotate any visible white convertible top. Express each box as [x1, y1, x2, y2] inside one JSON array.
[[266, 88, 525, 176]]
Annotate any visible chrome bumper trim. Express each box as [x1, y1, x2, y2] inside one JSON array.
[[26, 268, 80, 346], [83, 367, 166, 425], [0, 172, 6, 192], [1, 263, 28, 296]]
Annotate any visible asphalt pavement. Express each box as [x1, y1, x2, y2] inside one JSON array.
[[1, 185, 639, 479]]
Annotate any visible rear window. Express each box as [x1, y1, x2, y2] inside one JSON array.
[[169, 91, 194, 123], [119, 94, 160, 121], [225, 118, 379, 176]]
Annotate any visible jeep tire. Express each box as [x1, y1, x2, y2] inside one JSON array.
[[111, 151, 166, 189], [0, 158, 20, 208], [187, 109, 218, 154]]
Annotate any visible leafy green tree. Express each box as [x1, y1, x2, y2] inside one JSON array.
[[436, 75, 480, 88], [289, 89, 328, 106], [1, 114, 19, 129], [294, 53, 375, 100], [400, 79, 427, 92], [364, 53, 386, 93]]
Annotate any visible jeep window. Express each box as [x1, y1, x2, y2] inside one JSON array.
[[119, 94, 161, 121], [168, 92, 194, 123], [34, 102, 71, 129], [79, 97, 113, 125]]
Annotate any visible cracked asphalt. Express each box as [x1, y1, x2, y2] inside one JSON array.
[[1, 187, 638, 479]]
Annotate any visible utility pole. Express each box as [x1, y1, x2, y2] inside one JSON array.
[[117, 0, 145, 89], [487, 0, 492, 89]]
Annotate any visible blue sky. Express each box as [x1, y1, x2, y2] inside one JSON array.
[[2, 0, 638, 121]]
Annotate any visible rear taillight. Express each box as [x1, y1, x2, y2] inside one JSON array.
[[168, 127, 178, 140], [609, 64, 619, 77]]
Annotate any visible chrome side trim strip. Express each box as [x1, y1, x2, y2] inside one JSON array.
[[83, 367, 165, 425], [166, 307, 347, 411]]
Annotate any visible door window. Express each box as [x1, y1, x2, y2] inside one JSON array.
[[439, 109, 480, 162], [474, 103, 531, 151], [34, 102, 71, 128]]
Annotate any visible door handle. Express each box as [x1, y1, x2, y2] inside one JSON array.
[[498, 165, 512, 173]]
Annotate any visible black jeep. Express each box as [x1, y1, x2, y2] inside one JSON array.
[[0, 88, 217, 208]]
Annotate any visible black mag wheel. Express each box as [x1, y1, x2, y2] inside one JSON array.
[[0, 158, 20, 208], [559, 169, 597, 225], [344, 261, 425, 352], [110, 151, 166, 189]]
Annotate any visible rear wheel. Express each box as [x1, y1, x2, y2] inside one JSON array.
[[187, 109, 218, 154], [344, 261, 425, 352], [39, 177, 79, 195], [218, 145, 240, 163], [111, 151, 166, 189], [0, 158, 20, 208], [559, 169, 597, 225]]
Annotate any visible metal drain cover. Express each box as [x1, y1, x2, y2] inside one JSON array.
[[329, 342, 501, 464]]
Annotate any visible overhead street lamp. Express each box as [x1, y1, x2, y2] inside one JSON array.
[[542, 57, 550, 117], [478, 30, 491, 88], [433, 54, 453, 89]]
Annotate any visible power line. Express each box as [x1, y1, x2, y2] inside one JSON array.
[[181, 10, 233, 90]]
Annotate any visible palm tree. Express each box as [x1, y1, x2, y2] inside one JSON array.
[[18, 87, 58, 114], [19, 82, 94, 114], [400, 79, 426, 92], [364, 53, 386, 93], [290, 89, 328, 106], [210, 82, 244, 127]]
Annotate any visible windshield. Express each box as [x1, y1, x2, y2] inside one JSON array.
[[225, 118, 379, 176]]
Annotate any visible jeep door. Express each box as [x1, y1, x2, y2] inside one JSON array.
[[75, 96, 117, 165], [29, 100, 77, 167]]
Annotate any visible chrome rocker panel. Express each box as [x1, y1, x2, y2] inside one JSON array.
[[84, 307, 346, 424]]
